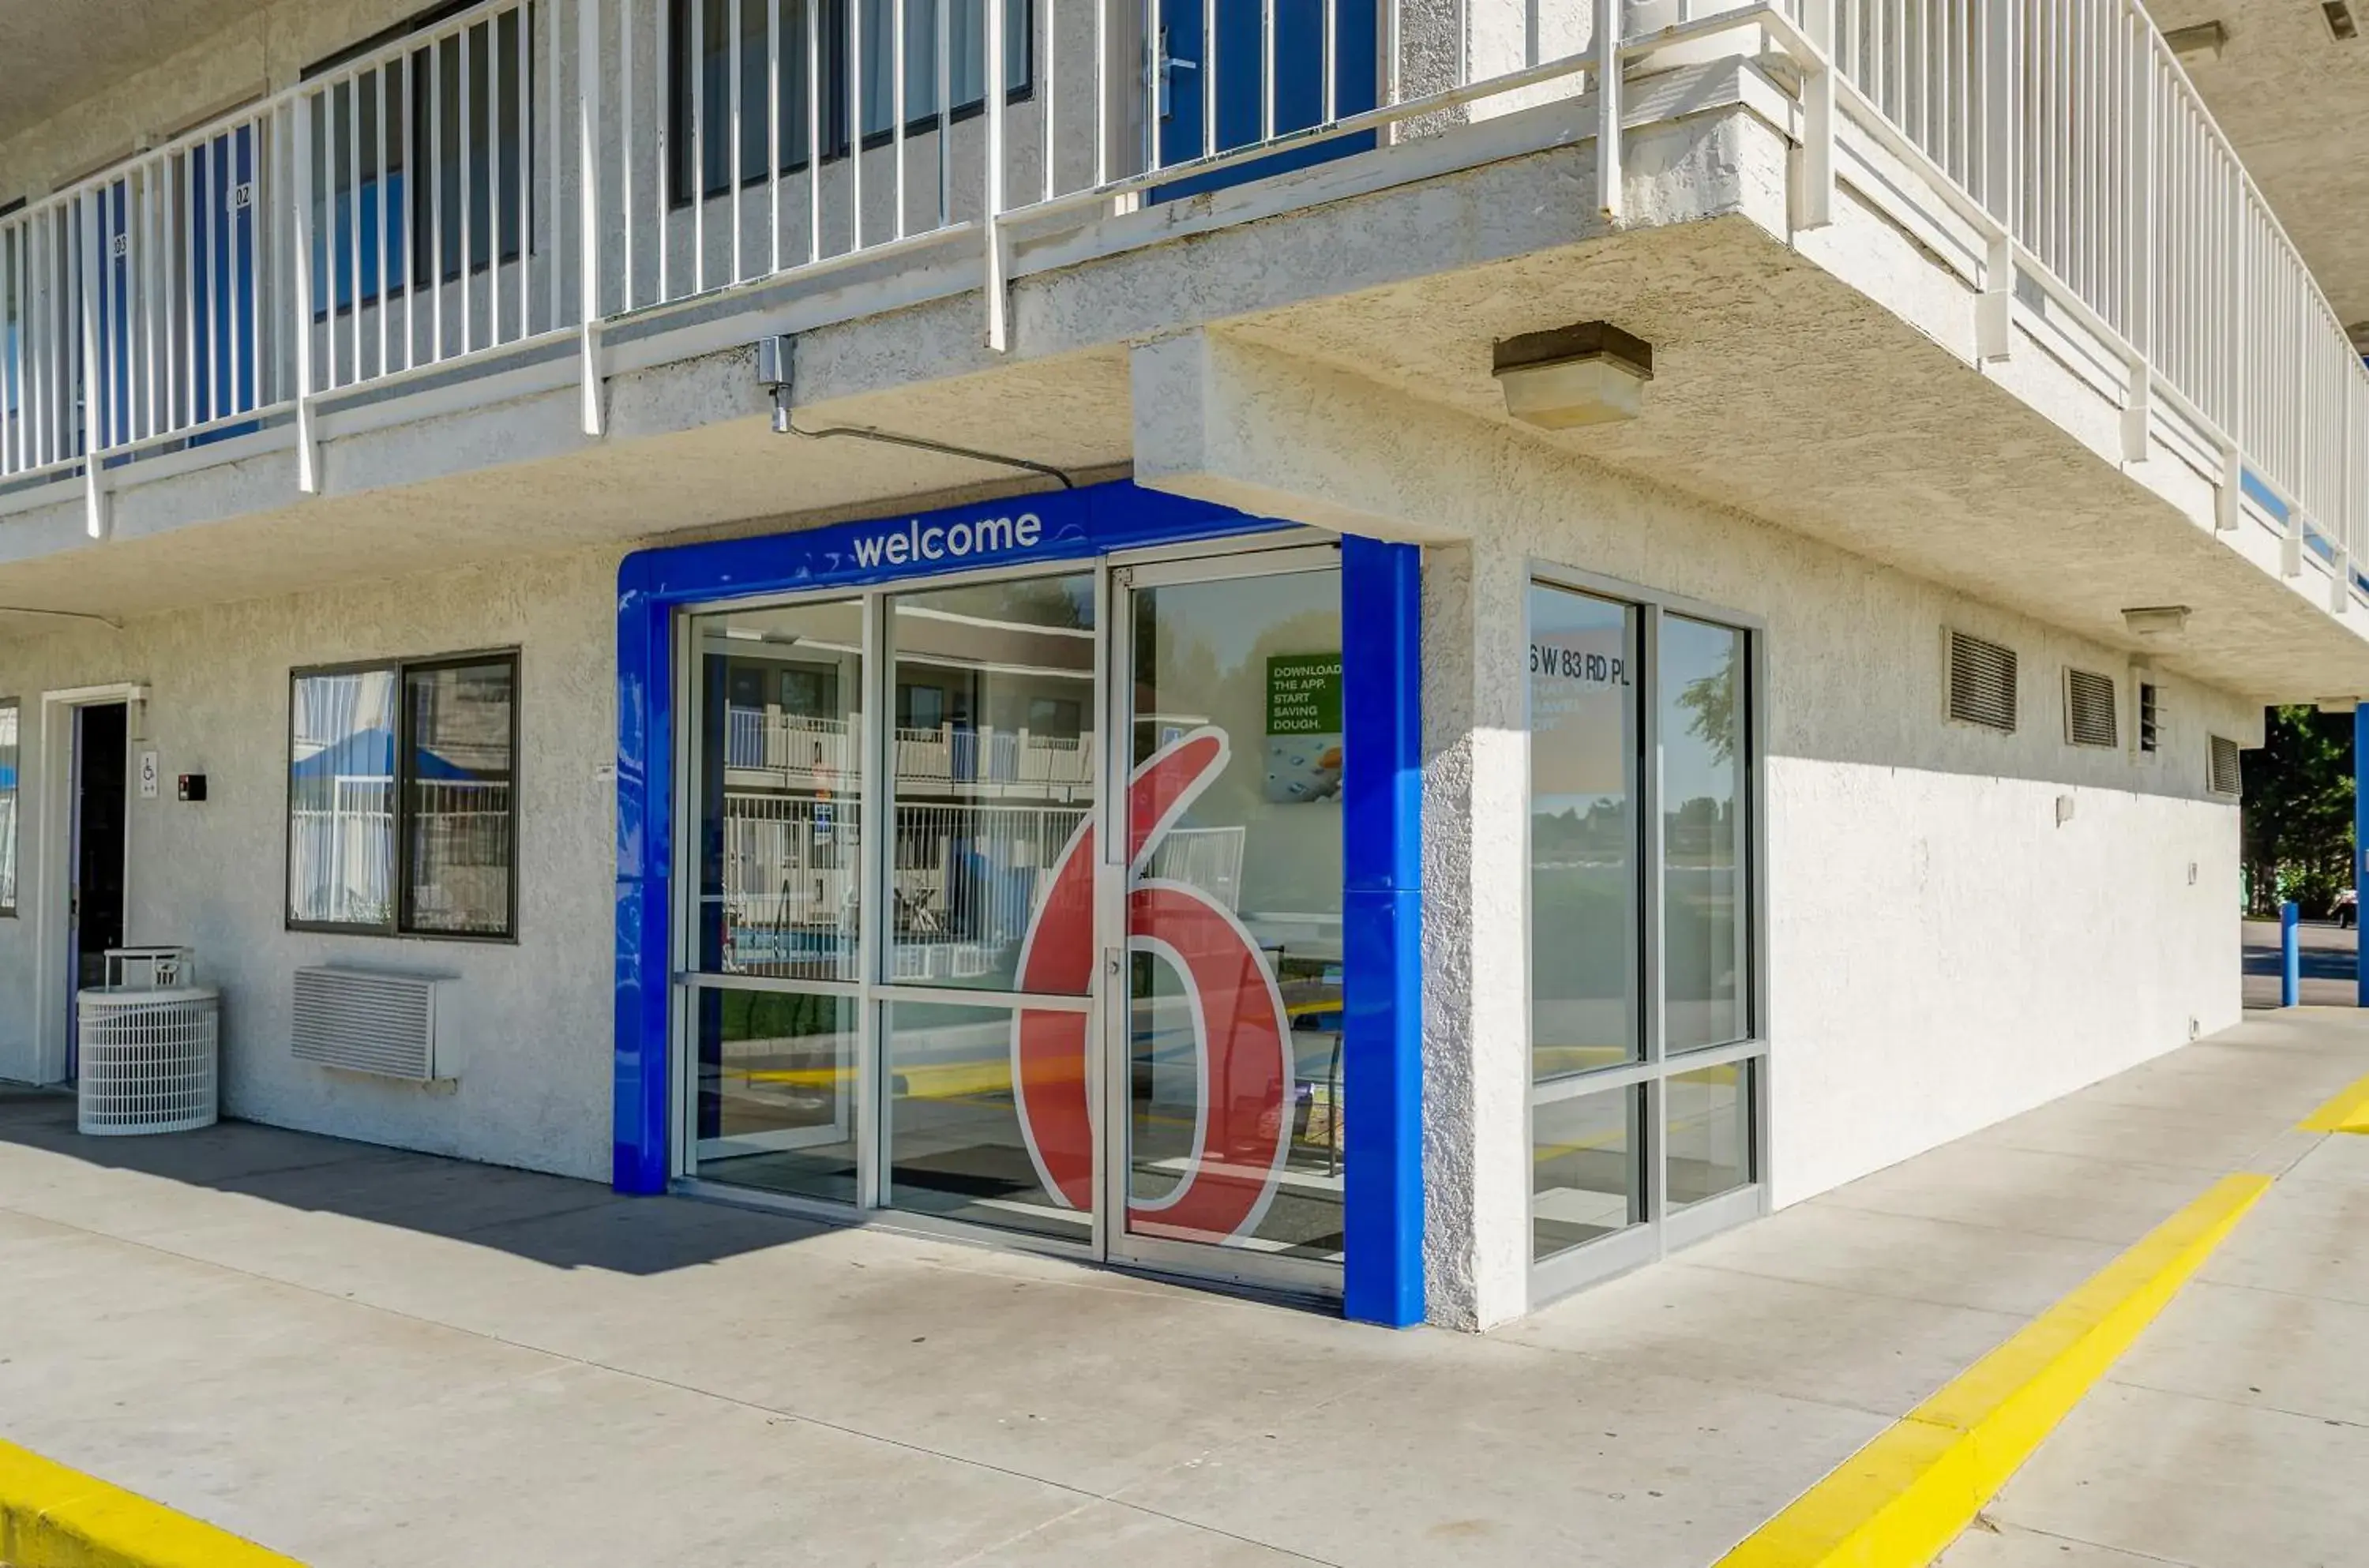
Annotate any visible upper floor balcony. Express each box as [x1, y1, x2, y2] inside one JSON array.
[[2, 0, 2367, 698]]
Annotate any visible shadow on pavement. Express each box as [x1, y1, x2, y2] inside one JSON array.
[[0, 1089, 822, 1277]]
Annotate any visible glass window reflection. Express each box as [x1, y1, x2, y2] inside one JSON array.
[[693, 598, 865, 981], [887, 575, 1096, 992], [1661, 615, 1750, 1052], [1527, 584, 1640, 1079]]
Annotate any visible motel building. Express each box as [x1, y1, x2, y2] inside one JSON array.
[[0, 0, 2364, 1331]]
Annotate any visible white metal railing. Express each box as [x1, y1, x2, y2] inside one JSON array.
[[1792, 0, 2369, 572], [7, 0, 2369, 586]]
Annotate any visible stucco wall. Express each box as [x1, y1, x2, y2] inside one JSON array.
[[0, 417, 2256, 1313], [0, 546, 622, 1180], [1415, 428, 2251, 1327]]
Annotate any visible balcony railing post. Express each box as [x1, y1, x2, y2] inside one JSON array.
[[77, 193, 106, 538], [986, 0, 1010, 351], [1975, 0, 2014, 362], [2121, 15, 2153, 465], [292, 89, 320, 495], [1793, 0, 1834, 231], [578, 0, 606, 435], [1594, 0, 1620, 223]]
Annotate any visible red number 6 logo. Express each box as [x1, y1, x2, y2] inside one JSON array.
[[1010, 728, 1292, 1242]]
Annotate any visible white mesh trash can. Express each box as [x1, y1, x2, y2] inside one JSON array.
[[77, 949, 219, 1136]]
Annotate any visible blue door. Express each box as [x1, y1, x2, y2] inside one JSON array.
[[188, 125, 259, 445], [1153, 0, 1378, 201], [88, 128, 259, 452]]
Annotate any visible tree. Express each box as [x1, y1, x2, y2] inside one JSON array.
[[2241, 706, 2354, 916]]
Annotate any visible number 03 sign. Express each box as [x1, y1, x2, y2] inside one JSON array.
[[1009, 729, 1294, 1243]]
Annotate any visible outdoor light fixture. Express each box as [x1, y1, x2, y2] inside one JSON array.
[[1492, 321, 1655, 430], [2122, 605, 2193, 637], [2163, 20, 2228, 60]]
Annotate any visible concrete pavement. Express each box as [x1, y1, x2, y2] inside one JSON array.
[[1, 1010, 2365, 1567], [1938, 1080, 2369, 1568]]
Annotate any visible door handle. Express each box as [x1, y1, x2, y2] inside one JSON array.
[[1155, 26, 1200, 121]]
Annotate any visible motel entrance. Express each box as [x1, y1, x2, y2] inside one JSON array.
[[616, 485, 1424, 1314]]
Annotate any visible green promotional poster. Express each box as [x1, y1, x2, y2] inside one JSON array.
[[1264, 653, 1343, 804]]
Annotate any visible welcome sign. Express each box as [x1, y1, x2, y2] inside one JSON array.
[[626, 484, 1294, 602]]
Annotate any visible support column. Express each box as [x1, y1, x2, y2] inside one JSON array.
[[1342, 535, 1425, 1327], [2356, 703, 2367, 1008]]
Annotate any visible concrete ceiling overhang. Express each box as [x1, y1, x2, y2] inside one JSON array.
[[0, 0, 266, 148], [2148, 0, 2369, 332]]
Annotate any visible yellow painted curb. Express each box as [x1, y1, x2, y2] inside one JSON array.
[[1712, 1171, 2273, 1568], [2299, 1071, 2369, 1135], [0, 1439, 304, 1568]]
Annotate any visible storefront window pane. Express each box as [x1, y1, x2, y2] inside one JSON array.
[[1527, 584, 1639, 1079], [694, 986, 858, 1202], [1668, 1060, 1751, 1208], [288, 668, 398, 925], [886, 999, 1087, 1242], [0, 701, 20, 915], [693, 599, 865, 981], [1661, 615, 1749, 1051], [1125, 566, 1345, 1262], [887, 574, 1095, 992], [1532, 1086, 1642, 1261], [402, 659, 515, 936]]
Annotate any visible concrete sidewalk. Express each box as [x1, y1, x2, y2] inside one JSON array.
[[1, 1010, 2364, 1568], [1941, 1067, 2369, 1568]]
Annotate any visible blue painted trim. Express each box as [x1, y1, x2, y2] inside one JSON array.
[[2281, 901, 2301, 1010], [617, 484, 1427, 1330], [2356, 705, 2368, 1011], [1339, 535, 1425, 1327]]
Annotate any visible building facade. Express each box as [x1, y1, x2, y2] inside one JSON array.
[[0, 0, 2360, 1330]]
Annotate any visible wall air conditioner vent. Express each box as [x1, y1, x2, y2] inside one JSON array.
[[2063, 668, 2119, 748], [1946, 629, 2019, 733], [2207, 735, 2243, 798], [291, 967, 444, 1080]]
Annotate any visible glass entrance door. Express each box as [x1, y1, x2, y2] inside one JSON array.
[[676, 543, 1346, 1296], [1105, 549, 1345, 1291], [879, 571, 1101, 1245]]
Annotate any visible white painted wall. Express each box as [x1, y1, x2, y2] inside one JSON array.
[[0, 547, 623, 1180], [1423, 431, 2251, 1327]]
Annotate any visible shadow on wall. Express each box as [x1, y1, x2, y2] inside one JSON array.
[[0, 1089, 812, 1277]]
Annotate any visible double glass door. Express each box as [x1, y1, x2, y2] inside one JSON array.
[[677, 544, 1346, 1292]]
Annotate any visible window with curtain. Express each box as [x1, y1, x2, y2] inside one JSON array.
[[287, 653, 517, 938]]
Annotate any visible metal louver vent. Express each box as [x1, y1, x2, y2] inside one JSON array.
[[2138, 681, 2162, 754], [291, 967, 443, 1080], [2208, 735, 2243, 798], [2063, 668, 2119, 748], [1947, 630, 2018, 732]]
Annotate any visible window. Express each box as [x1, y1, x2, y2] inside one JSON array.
[[666, 0, 1031, 204], [2138, 681, 2161, 754], [306, 2, 533, 315], [1527, 574, 1762, 1293], [0, 700, 17, 916], [2063, 667, 2119, 749], [287, 652, 518, 937], [1946, 628, 2018, 733], [2208, 734, 2242, 798], [1026, 694, 1082, 740]]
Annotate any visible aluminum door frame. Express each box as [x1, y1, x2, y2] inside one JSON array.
[[1098, 542, 1345, 1298]]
